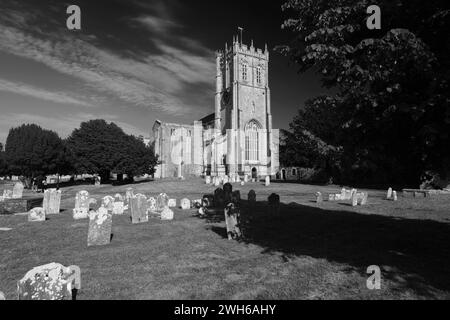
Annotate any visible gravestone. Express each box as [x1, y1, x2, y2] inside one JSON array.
[[351, 192, 358, 206], [361, 192, 368, 205], [248, 190, 256, 208], [393, 191, 398, 201], [87, 207, 112, 246], [28, 207, 45, 222], [268, 193, 280, 215], [112, 194, 124, 215], [180, 198, 191, 210], [340, 188, 346, 200], [328, 194, 336, 201], [43, 189, 61, 215], [387, 187, 393, 199], [156, 193, 169, 211], [231, 190, 241, 206], [125, 188, 134, 204], [192, 199, 202, 208], [161, 207, 174, 220], [201, 195, 213, 208], [130, 194, 148, 224], [265, 176, 270, 187], [224, 203, 242, 240], [12, 182, 24, 199], [205, 176, 211, 184], [17, 263, 81, 300], [316, 192, 323, 203], [222, 175, 229, 184], [168, 199, 177, 208], [214, 177, 220, 187], [223, 183, 233, 194], [147, 197, 157, 213], [2, 190, 12, 199], [73, 191, 90, 220], [102, 196, 115, 212], [214, 188, 225, 208], [244, 175, 249, 183]]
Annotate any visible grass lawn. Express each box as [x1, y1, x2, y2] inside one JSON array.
[[1, 178, 450, 300]]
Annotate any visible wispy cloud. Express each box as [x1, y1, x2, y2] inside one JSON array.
[[0, 78, 94, 107]]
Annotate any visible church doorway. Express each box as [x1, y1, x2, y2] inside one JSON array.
[[251, 167, 257, 179]]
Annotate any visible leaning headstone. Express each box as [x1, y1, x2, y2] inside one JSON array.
[[130, 194, 148, 224], [387, 187, 393, 199], [17, 263, 81, 300], [268, 193, 280, 215], [205, 176, 211, 184], [168, 199, 177, 208], [248, 190, 256, 208], [43, 189, 61, 215], [73, 191, 90, 220], [87, 207, 112, 246], [180, 198, 191, 210], [28, 207, 45, 222], [161, 207, 174, 221], [156, 193, 169, 211], [393, 191, 398, 201], [101, 196, 115, 212], [316, 192, 323, 203], [224, 203, 242, 240], [12, 182, 24, 199], [265, 176, 270, 187]]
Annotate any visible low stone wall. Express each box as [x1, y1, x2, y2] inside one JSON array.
[[0, 197, 43, 215]]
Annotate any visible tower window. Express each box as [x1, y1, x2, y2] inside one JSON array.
[[242, 64, 248, 81], [256, 66, 262, 84], [245, 120, 260, 162]]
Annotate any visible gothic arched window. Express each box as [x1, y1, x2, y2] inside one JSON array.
[[245, 120, 261, 162]]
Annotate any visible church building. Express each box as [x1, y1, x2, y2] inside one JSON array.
[[152, 35, 279, 179]]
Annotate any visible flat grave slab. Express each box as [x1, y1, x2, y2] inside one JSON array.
[[0, 197, 43, 215]]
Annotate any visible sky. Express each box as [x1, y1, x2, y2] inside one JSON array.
[[0, 0, 330, 144]]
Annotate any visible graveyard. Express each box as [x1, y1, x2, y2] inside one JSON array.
[[1, 178, 450, 300]]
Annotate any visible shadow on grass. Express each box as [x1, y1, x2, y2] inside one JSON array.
[[206, 200, 450, 297]]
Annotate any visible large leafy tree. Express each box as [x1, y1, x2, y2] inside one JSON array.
[[4, 124, 73, 185], [278, 0, 450, 186], [66, 119, 157, 182]]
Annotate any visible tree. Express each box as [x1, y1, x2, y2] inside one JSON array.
[[66, 119, 158, 182], [0, 143, 7, 177], [4, 124, 72, 186], [278, 0, 450, 186]]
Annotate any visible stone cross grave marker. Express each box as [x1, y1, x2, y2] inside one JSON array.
[[43, 189, 61, 215], [87, 207, 112, 246]]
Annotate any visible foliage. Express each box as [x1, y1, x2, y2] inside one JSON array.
[[66, 119, 157, 181], [278, 0, 450, 186], [4, 124, 72, 179]]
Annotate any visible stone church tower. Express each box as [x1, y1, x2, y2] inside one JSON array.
[[212, 36, 275, 178], [152, 35, 279, 179]]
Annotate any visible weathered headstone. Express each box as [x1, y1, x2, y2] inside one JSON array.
[[101, 196, 115, 212], [130, 194, 148, 224], [87, 207, 112, 246], [2, 190, 12, 199], [231, 190, 241, 205], [28, 207, 45, 222], [224, 203, 242, 240], [156, 193, 169, 211], [268, 193, 280, 215], [222, 175, 229, 184], [244, 175, 249, 183], [351, 192, 358, 206], [125, 188, 134, 204], [387, 187, 393, 199], [168, 199, 177, 208], [223, 183, 233, 194], [265, 176, 270, 187], [73, 191, 90, 220], [205, 176, 211, 184], [328, 194, 336, 201], [147, 197, 157, 213], [161, 207, 174, 220], [393, 191, 398, 201], [112, 194, 124, 215], [43, 189, 61, 215], [360, 192, 368, 205], [316, 192, 323, 203], [180, 198, 191, 210], [214, 177, 220, 187], [12, 182, 24, 199], [17, 263, 81, 300], [340, 188, 346, 200]]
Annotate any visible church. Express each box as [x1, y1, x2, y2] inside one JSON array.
[[152, 35, 279, 180]]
